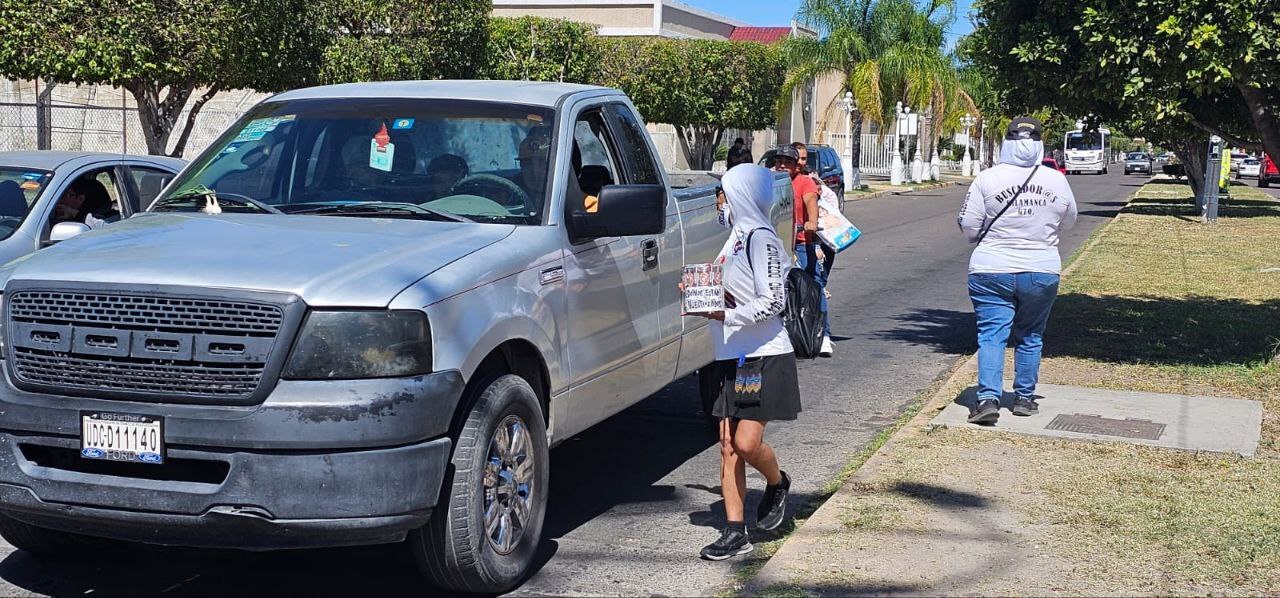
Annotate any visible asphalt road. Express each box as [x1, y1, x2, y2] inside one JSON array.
[[0, 171, 1137, 597]]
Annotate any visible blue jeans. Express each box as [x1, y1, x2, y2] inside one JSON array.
[[795, 241, 834, 337], [968, 272, 1060, 401]]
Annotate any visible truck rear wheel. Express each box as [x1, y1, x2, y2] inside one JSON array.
[[0, 514, 106, 557], [410, 374, 548, 594], [1261, 177, 1270, 188]]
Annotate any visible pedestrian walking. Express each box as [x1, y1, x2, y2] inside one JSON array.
[[689, 163, 800, 560], [957, 117, 1078, 424], [775, 144, 834, 357], [727, 137, 753, 169]]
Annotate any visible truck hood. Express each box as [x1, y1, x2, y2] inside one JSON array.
[[4, 213, 515, 307]]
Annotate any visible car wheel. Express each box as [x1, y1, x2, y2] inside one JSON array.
[[410, 374, 549, 594], [837, 186, 846, 213], [0, 514, 109, 557], [1261, 178, 1271, 188]]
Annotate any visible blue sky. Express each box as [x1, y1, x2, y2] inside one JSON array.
[[685, 0, 975, 48]]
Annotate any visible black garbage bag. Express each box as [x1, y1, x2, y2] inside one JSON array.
[[783, 268, 825, 359]]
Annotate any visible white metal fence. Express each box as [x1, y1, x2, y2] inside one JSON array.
[[825, 131, 971, 179], [0, 100, 247, 158]]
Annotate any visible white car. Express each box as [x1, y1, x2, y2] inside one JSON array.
[[1240, 158, 1262, 178]]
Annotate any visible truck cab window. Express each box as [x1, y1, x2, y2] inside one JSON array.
[[606, 105, 661, 185], [572, 112, 622, 213]]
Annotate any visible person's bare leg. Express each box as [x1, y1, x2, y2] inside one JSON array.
[[720, 418, 746, 522], [731, 419, 781, 485]]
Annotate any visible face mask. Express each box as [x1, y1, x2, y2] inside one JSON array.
[[717, 201, 732, 229]]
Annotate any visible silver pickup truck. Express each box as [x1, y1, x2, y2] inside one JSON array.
[[0, 81, 791, 592]]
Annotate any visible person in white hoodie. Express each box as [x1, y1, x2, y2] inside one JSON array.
[[958, 117, 1078, 424], [692, 163, 801, 560]]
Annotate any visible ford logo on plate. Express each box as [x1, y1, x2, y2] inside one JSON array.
[[139, 452, 162, 463], [81, 448, 104, 459]]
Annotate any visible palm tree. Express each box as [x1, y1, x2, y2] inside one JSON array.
[[783, 0, 970, 180]]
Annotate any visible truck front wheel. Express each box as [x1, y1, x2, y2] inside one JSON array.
[[0, 514, 107, 557], [410, 374, 549, 594]]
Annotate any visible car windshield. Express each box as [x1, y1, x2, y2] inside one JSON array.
[[154, 98, 556, 224], [0, 167, 51, 240], [1127, 153, 1148, 160]]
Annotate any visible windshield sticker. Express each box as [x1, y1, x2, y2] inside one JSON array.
[[232, 115, 296, 143], [370, 123, 395, 172], [527, 114, 544, 123], [392, 118, 415, 130], [20, 172, 42, 181], [19, 180, 39, 191]]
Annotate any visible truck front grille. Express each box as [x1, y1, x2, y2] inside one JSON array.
[[4, 288, 293, 404]]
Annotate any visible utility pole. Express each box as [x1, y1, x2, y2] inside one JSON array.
[[1202, 135, 1222, 223]]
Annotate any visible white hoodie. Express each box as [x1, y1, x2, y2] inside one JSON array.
[[710, 164, 793, 360], [958, 139, 1079, 274]]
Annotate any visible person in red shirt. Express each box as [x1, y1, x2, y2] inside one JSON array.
[[773, 145, 833, 357]]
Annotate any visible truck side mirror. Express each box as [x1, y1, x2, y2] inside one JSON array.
[[48, 222, 90, 245], [569, 184, 666, 240]]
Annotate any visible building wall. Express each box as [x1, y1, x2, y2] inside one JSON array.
[[661, 5, 735, 39], [492, 5, 655, 30]]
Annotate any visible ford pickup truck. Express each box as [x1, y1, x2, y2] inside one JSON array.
[[0, 81, 792, 592]]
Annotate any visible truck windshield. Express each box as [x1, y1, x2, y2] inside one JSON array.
[[154, 98, 556, 225], [0, 168, 51, 240], [1066, 132, 1104, 151]]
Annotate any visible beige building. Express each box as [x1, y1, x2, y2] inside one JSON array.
[[493, 0, 839, 168]]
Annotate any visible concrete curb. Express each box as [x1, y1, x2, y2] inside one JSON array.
[[845, 179, 968, 203], [740, 182, 1137, 596]]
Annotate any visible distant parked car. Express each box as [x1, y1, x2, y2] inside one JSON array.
[[0, 151, 184, 264], [1041, 158, 1067, 174], [1260, 154, 1279, 188], [1239, 158, 1261, 178], [1124, 152, 1154, 175], [1229, 152, 1249, 173], [760, 144, 847, 210]]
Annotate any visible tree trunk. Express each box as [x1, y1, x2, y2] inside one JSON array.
[[1235, 78, 1280, 163], [1173, 138, 1209, 207], [126, 82, 196, 156], [676, 124, 724, 171], [169, 86, 220, 158], [848, 113, 864, 187]]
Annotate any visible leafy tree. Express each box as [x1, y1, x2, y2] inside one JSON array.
[[966, 0, 1279, 198], [316, 0, 490, 84], [487, 17, 599, 83], [596, 38, 784, 170], [0, 0, 327, 157]]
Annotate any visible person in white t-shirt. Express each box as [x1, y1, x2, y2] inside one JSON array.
[[687, 163, 801, 561], [958, 117, 1078, 425]]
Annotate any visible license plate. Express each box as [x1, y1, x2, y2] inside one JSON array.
[[80, 412, 164, 464]]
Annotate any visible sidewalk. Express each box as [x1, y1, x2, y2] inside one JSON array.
[[846, 175, 971, 202], [738, 179, 1280, 596]]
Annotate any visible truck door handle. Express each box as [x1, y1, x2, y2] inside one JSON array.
[[641, 239, 659, 271]]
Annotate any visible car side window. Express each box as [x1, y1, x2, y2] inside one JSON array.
[[605, 105, 661, 185], [571, 110, 624, 215], [127, 166, 175, 212], [47, 168, 124, 238]]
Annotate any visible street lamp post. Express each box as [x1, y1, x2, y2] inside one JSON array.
[[891, 102, 906, 186], [838, 91, 858, 190], [960, 114, 975, 176], [911, 111, 926, 183]]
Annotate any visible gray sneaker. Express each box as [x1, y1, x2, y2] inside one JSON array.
[[967, 399, 1000, 424], [1012, 396, 1039, 416]]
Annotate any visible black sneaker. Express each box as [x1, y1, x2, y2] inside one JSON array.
[[699, 526, 753, 560], [756, 471, 791, 531], [1012, 396, 1039, 416], [967, 399, 1000, 424]]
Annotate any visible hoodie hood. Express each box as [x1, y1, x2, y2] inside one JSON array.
[[999, 138, 1044, 167], [720, 164, 778, 240]]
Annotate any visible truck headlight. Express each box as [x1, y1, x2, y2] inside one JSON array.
[[283, 311, 431, 380]]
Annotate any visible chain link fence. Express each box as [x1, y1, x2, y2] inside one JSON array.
[[0, 100, 248, 158]]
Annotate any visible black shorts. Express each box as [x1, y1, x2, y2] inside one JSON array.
[[708, 352, 802, 422]]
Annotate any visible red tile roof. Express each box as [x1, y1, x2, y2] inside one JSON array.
[[728, 27, 792, 44]]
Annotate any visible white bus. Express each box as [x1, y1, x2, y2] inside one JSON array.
[[1064, 127, 1111, 174]]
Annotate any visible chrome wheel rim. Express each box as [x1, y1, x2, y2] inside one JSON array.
[[482, 414, 534, 555]]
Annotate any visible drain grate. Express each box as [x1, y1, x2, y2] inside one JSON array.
[[1044, 414, 1166, 440]]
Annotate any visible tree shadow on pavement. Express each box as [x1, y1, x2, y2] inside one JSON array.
[[872, 308, 977, 355], [1046, 294, 1280, 367], [890, 481, 990, 510]]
